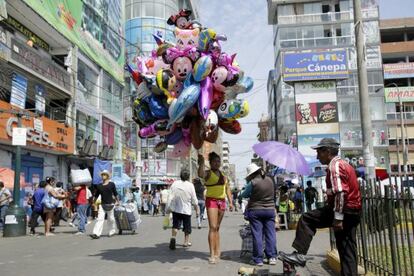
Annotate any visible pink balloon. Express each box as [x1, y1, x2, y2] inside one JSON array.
[[198, 76, 213, 120]]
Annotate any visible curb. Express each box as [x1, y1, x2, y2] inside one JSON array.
[[326, 249, 371, 275]]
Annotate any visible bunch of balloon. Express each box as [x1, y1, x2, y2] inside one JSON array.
[[125, 9, 253, 158]]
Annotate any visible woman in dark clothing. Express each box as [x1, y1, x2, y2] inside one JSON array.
[[90, 170, 119, 239], [193, 178, 206, 229], [240, 163, 277, 267]]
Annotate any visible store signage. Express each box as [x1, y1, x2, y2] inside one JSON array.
[[384, 87, 414, 103], [12, 127, 27, 146], [4, 16, 49, 51], [33, 118, 43, 132], [35, 84, 46, 114], [283, 49, 348, 82], [0, 101, 74, 154], [383, 63, 414, 79], [0, 26, 9, 61], [11, 38, 71, 92], [10, 73, 27, 109]]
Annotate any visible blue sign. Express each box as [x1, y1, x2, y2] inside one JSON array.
[[283, 50, 348, 82], [10, 73, 27, 109]]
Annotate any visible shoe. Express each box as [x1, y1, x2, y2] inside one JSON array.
[[278, 251, 306, 267], [268, 257, 277, 265], [183, 242, 192, 247], [208, 257, 218, 264], [50, 227, 55, 233], [90, 234, 100, 239], [108, 233, 115, 237], [249, 260, 264, 267], [169, 238, 176, 250], [45, 232, 55, 237], [74, 232, 85, 236], [30, 230, 36, 236], [69, 222, 76, 228]]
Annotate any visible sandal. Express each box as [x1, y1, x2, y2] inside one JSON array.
[[183, 242, 192, 247], [208, 257, 218, 264]]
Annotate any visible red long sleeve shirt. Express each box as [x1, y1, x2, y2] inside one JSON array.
[[326, 156, 362, 220]]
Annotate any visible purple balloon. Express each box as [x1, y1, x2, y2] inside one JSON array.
[[165, 128, 183, 145], [198, 76, 213, 120]]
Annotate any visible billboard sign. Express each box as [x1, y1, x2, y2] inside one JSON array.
[[23, 0, 125, 83], [384, 87, 414, 103], [283, 49, 348, 82], [383, 63, 414, 79]]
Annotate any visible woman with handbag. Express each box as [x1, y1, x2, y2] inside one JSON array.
[[90, 170, 119, 239], [43, 177, 67, 237], [198, 152, 234, 264]]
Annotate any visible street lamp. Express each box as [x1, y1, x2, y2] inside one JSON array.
[[377, 83, 409, 175]]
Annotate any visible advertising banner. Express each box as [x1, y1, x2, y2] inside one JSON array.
[[283, 49, 348, 82], [23, 0, 125, 83], [383, 63, 414, 79], [0, 26, 9, 61], [384, 86, 414, 103], [10, 73, 27, 109], [295, 82, 340, 161]]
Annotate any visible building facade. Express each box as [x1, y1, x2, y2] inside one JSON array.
[[380, 17, 414, 174], [124, 0, 199, 187], [0, 0, 126, 196], [267, 0, 388, 169]]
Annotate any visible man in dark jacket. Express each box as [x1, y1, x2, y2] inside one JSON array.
[[280, 138, 362, 276], [29, 181, 46, 235]]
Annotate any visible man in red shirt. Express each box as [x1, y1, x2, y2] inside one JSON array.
[[280, 138, 362, 276], [73, 185, 89, 235]]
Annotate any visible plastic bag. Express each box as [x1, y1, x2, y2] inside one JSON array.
[[162, 216, 170, 230]]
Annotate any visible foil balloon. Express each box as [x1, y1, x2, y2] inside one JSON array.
[[165, 128, 183, 145], [154, 141, 168, 153], [204, 127, 219, 144], [218, 99, 249, 120], [139, 120, 173, 138], [149, 95, 169, 119], [136, 82, 152, 99], [156, 69, 176, 104], [132, 98, 156, 127], [190, 116, 204, 149], [182, 127, 191, 146], [167, 9, 192, 29], [125, 63, 142, 87], [174, 28, 200, 49], [224, 76, 254, 99], [211, 66, 228, 92], [172, 56, 193, 81], [219, 119, 242, 134], [172, 140, 191, 158], [198, 77, 213, 120], [193, 55, 213, 82], [205, 110, 218, 132], [198, 28, 217, 52], [211, 88, 225, 110], [167, 83, 201, 129]]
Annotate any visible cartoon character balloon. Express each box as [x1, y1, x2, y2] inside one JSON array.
[[156, 69, 176, 104]]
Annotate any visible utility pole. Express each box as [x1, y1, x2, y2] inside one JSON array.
[[2, 110, 29, 237], [353, 0, 375, 180], [399, 95, 408, 174]]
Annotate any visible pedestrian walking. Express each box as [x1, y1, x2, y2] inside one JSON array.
[[132, 186, 142, 214], [281, 138, 362, 276], [293, 187, 303, 213], [73, 185, 89, 235], [304, 181, 318, 212], [240, 163, 277, 267], [193, 178, 205, 229], [43, 177, 67, 237], [198, 152, 234, 264], [29, 181, 46, 235], [168, 168, 199, 250], [0, 181, 12, 231], [142, 191, 150, 214], [90, 170, 119, 239], [152, 189, 160, 216], [160, 186, 169, 216], [53, 182, 65, 226]]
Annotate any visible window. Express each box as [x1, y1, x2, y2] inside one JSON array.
[[77, 60, 98, 107], [133, 1, 141, 17], [278, 4, 295, 16], [304, 3, 322, 14]]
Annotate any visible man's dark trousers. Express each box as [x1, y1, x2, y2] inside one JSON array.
[[292, 205, 360, 276]]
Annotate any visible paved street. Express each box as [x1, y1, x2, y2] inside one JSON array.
[[0, 212, 334, 276]]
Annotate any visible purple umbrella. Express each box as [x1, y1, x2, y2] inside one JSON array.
[[253, 141, 311, 175]]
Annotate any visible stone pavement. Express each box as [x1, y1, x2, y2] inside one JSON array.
[[0, 212, 334, 276]]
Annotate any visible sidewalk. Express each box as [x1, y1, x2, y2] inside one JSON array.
[[0, 212, 334, 276]]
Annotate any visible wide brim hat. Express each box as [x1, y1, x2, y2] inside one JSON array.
[[245, 163, 261, 179], [311, 138, 340, 150], [100, 170, 111, 177]]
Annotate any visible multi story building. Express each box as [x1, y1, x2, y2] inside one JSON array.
[[124, 0, 199, 188], [0, 0, 126, 194], [380, 17, 414, 174], [267, 0, 388, 169]]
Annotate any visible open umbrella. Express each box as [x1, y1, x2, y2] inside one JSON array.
[[253, 141, 311, 175]]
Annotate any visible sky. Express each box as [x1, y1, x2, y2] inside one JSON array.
[[198, 0, 414, 184]]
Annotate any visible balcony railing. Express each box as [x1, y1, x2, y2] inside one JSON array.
[[280, 35, 353, 49], [387, 112, 414, 121], [278, 11, 353, 25]]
